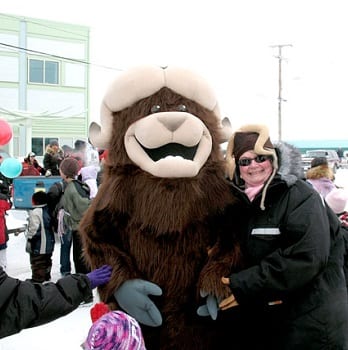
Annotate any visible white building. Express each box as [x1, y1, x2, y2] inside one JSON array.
[[0, 13, 90, 161]]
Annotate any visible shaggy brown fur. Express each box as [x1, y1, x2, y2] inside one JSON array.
[[79, 88, 239, 349]]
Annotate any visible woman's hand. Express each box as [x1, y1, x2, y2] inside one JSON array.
[[220, 276, 282, 308], [219, 277, 239, 310]]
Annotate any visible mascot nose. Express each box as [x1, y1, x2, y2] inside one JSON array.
[[157, 113, 186, 132]]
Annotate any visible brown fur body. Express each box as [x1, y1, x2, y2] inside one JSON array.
[[80, 88, 237, 349]]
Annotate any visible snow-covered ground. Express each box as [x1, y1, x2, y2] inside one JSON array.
[[1, 168, 348, 349], [1, 211, 98, 349]]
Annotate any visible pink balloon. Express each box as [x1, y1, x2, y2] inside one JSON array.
[[0, 119, 13, 145]]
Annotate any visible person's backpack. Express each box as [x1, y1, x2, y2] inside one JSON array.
[[47, 181, 65, 233], [72, 179, 91, 199]]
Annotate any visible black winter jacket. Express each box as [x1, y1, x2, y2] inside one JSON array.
[[0, 267, 93, 338], [216, 142, 348, 350]]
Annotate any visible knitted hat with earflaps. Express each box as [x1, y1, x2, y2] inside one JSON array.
[[225, 124, 278, 210], [83, 302, 146, 350]]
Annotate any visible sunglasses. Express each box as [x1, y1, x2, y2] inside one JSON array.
[[238, 155, 272, 166]]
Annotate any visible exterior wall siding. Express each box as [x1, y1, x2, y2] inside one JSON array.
[[0, 13, 90, 158]]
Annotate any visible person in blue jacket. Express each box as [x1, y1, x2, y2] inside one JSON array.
[[198, 124, 348, 350], [0, 264, 112, 339]]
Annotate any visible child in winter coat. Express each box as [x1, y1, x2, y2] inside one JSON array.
[[0, 193, 12, 270], [25, 191, 55, 282]]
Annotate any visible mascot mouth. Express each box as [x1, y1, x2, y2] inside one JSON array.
[[124, 112, 213, 178], [139, 141, 198, 161]]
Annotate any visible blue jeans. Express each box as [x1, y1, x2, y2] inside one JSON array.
[[60, 228, 72, 275]]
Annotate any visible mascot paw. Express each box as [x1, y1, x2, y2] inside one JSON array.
[[114, 279, 163, 327], [197, 291, 220, 320]]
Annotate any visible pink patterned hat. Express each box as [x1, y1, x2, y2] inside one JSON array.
[[83, 310, 146, 350]]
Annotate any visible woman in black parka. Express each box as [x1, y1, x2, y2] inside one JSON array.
[[0, 264, 112, 338], [199, 124, 348, 350]]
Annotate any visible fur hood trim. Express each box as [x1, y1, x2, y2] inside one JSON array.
[[306, 164, 334, 180], [275, 141, 305, 186]]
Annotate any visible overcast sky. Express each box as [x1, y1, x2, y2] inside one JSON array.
[[1, 0, 347, 141]]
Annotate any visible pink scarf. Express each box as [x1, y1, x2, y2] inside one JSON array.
[[245, 184, 264, 201]]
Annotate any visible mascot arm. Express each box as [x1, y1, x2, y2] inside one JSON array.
[[197, 244, 238, 320], [198, 250, 235, 299], [83, 234, 143, 303], [114, 279, 163, 327]]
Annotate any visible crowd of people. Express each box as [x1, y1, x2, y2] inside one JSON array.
[[22, 140, 104, 280], [1, 139, 100, 284], [20, 139, 102, 180], [1, 130, 348, 348], [1, 139, 111, 340]]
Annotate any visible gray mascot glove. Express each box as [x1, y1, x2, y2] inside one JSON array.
[[114, 279, 163, 327], [197, 290, 219, 320]]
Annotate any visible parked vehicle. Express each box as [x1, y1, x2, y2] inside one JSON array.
[[301, 149, 341, 173]]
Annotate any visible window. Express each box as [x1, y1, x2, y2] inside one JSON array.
[[32, 138, 60, 156], [32, 137, 44, 156], [28, 59, 59, 84], [32, 137, 74, 156]]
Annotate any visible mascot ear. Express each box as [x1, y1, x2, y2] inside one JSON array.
[[89, 118, 112, 150], [218, 117, 233, 143], [89, 121, 104, 148], [89, 99, 115, 149]]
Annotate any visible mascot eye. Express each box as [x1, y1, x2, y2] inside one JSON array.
[[177, 104, 187, 112], [151, 105, 161, 113]]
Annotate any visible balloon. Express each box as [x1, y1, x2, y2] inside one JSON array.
[[0, 119, 13, 145], [0, 158, 22, 178]]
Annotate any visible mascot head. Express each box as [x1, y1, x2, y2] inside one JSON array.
[[89, 65, 231, 178]]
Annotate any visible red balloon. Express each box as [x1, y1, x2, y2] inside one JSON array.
[[0, 119, 13, 145]]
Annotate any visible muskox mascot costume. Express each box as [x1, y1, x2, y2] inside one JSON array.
[[79, 65, 236, 349]]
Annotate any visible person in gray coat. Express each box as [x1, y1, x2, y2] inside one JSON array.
[[198, 124, 348, 350]]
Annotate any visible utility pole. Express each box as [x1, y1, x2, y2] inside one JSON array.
[[270, 44, 292, 141]]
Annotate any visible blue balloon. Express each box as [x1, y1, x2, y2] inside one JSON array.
[[0, 158, 23, 178]]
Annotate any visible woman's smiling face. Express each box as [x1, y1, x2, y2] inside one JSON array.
[[238, 150, 273, 187]]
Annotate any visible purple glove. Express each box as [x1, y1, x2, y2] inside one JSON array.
[[87, 265, 112, 289]]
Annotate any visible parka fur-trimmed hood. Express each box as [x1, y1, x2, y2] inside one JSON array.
[[275, 141, 305, 186], [45, 144, 56, 155]]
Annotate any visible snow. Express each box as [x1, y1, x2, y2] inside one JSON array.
[[1, 168, 348, 349], [1, 211, 97, 349]]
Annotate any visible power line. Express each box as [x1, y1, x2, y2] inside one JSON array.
[[0, 13, 123, 71], [0, 13, 89, 39], [0, 42, 123, 71]]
